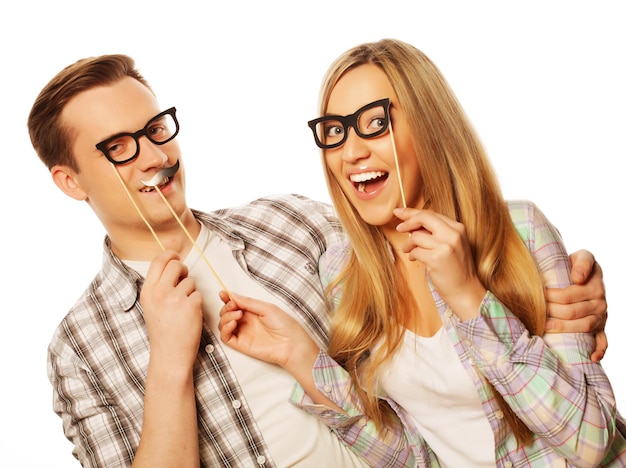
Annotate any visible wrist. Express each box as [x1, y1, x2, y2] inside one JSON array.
[[449, 283, 487, 322], [284, 338, 320, 382]]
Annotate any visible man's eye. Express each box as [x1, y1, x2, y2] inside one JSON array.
[[148, 124, 166, 138], [107, 141, 126, 156]]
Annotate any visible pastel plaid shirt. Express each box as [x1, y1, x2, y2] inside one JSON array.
[[290, 200, 626, 467], [47, 194, 344, 467]]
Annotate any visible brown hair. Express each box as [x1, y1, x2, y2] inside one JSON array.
[[28, 54, 152, 172], [319, 39, 545, 445]]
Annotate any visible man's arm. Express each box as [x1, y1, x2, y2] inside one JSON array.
[[545, 249, 608, 362], [133, 250, 203, 468]]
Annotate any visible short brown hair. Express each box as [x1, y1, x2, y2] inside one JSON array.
[[27, 54, 152, 172]]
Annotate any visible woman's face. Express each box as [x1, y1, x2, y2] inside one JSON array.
[[324, 64, 423, 230]]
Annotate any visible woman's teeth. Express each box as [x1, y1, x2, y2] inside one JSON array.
[[350, 170, 386, 183], [350, 171, 387, 193]]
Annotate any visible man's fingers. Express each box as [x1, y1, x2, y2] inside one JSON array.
[[545, 313, 602, 334], [568, 249, 596, 284], [547, 298, 607, 321], [144, 249, 180, 284], [590, 331, 608, 363], [546, 282, 605, 305]]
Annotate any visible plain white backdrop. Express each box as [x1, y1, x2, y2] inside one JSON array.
[[2, 1, 624, 465]]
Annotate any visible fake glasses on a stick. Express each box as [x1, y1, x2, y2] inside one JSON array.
[[96, 107, 230, 295]]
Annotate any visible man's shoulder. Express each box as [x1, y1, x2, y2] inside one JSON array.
[[48, 253, 141, 351], [196, 194, 340, 230], [214, 194, 334, 215]]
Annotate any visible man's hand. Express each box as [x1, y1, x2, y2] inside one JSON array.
[[545, 249, 608, 362], [140, 250, 204, 370], [134, 250, 203, 467]]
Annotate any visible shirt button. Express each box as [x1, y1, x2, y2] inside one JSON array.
[[232, 399, 241, 409], [205, 344, 214, 354], [494, 410, 504, 420], [358, 418, 367, 427], [323, 385, 332, 394], [256, 455, 266, 465], [445, 310, 453, 318], [503, 462, 513, 468]]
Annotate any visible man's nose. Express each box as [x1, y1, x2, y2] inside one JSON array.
[[136, 137, 168, 170]]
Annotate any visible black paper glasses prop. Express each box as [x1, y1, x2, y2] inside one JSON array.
[[96, 107, 179, 165], [98, 108, 230, 294], [307, 98, 406, 208]]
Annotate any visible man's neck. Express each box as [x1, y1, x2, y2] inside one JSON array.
[[108, 213, 201, 261]]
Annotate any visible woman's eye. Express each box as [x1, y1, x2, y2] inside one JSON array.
[[370, 117, 386, 129], [325, 125, 344, 138]]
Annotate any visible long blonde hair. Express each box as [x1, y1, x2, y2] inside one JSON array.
[[319, 39, 545, 445]]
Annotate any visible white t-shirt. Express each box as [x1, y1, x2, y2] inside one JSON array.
[[379, 327, 496, 467], [126, 224, 366, 467]]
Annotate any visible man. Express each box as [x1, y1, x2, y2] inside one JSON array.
[[28, 54, 607, 467]]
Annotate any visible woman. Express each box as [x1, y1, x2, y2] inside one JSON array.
[[219, 39, 625, 466]]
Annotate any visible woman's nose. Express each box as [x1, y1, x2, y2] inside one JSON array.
[[341, 128, 370, 163]]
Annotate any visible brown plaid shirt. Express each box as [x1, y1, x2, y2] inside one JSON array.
[[47, 194, 343, 467]]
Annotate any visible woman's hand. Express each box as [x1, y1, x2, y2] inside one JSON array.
[[394, 207, 487, 320], [218, 291, 320, 375]]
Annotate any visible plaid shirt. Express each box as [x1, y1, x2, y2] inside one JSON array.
[[47, 194, 344, 467], [291, 200, 626, 467]]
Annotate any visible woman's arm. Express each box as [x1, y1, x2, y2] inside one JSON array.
[[218, 291, 416, 467], [454, 201, 619, 466]]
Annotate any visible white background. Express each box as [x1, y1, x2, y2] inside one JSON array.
[[1, 1, 624, 465]]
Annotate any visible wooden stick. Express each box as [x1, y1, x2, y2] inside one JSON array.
[[389, 119, 407, 209], [113, 163, 230, 295], [112, 165, 165, 250], [154, 185, 230, 296]]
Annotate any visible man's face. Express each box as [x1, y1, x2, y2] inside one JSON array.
[[59, 77, 187, 239]]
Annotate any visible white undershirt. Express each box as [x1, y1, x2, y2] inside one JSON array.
[[379, 327, 497, 467], [126, 225, 366, 467]]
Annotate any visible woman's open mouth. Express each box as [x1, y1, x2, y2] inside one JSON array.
[[350, 170, 389, 194]]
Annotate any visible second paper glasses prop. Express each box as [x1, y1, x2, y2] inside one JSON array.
[[307, 97, 407, 208]]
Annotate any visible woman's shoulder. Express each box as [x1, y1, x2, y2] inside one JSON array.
[[319, 240, 351, 283], [505, 199, 539, 219]]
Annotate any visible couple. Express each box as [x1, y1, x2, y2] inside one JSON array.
[[29, 39, 623, 466]]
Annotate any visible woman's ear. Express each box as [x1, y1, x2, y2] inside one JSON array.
[[51, 165, 87, 201]]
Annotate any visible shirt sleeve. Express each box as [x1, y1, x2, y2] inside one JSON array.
[[289, 351, 416, 467], [288, 242, 417, 466], [454, 201, 618, 466], [48, 335, 138, 467]]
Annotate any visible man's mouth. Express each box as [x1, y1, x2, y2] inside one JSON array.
[[350, 170, 389, 193], [140, 176, 171, 192], [140, 160, 180, 192]]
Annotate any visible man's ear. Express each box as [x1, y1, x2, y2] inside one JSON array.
[[51, 165, 87, 201]]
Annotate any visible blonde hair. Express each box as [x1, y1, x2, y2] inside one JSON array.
[[319, 39, 545, 445]]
